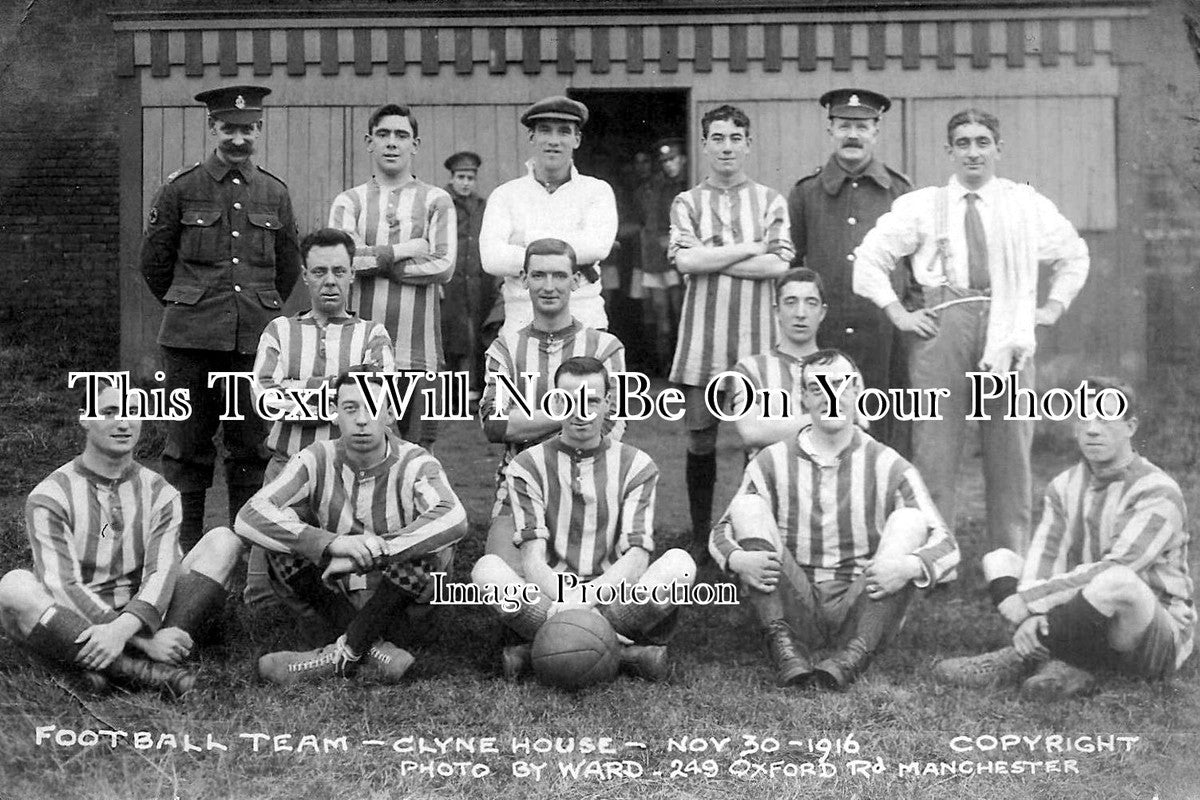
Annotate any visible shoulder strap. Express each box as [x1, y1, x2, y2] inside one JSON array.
[[933, 185, 951, 285]]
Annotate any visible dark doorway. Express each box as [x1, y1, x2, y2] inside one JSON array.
[[568, 88, 690, 188], [569, 88, 689, 374]]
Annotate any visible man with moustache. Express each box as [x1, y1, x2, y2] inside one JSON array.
[[480, 96, 618, 338], [141, 84, 301, 552], [788, 89, 914, 455], [329, 104, 456, 450]]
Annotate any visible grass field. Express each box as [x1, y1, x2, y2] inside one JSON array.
[[1, 326, 1198, 800]]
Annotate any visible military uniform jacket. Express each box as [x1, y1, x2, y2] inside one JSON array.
[[788, 155, 913, 393], [639, 172, 688, 274], [446, 189, 487, 292], [141, 151, 302, 353], [788, 155, 914, 315]]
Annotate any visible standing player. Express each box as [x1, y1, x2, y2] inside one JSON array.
[[140, 84, 301, 550], [935, 379, 1193, 698], [243, 227, 394, 604], [480, 96, 618, 337], [788, 89, 915, 455], [441, 151, 495, 408], [670, 104, 794, 558], [728, 268, 827, 458], [236, 370, 468, 684], [328, 104, 456, 450], [479, 238, 626, 570], [472, 356, 696, 681], [0, 381, 243, 695], [854, 108, 1089, 556], [711, 349, 958, 689]]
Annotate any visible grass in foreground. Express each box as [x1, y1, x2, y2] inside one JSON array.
[[0, 331, 1197, 800]]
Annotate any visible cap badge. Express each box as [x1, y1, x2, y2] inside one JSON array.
[[235, 94, 246, 109], [849, 94, 861, 107]]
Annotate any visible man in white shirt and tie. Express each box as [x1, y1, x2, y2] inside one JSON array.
[[479, 96, 619, 337], [853, 108, 1089, 556]]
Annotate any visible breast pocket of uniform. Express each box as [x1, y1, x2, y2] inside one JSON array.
[[248, 213, 282, 266], [180, 208, 223, 263], [255, 288, 283, 312]]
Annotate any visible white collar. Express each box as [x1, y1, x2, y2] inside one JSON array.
[[948, 174, 1001, 203]]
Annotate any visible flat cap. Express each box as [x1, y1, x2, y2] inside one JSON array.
[[819, 88, 891, 120], [521, 95, 589, 128], [194, 84, 271, 124], [444, 151, 482, 172]]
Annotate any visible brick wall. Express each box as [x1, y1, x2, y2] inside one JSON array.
[[0, 0, 119, 336]]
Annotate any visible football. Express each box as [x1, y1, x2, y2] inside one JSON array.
[[531, 609, 621, 690]]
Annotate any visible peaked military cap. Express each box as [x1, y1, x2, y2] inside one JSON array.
[[444, 151, 482, 172], [194, 85, 271, 124], [819, 88, 891, 120], [653, 138, 685, 160]]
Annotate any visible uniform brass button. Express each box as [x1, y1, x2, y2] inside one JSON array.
[[232, 231, 240, 238], [232, 178, 242, 185], [232, 257, 240, 264], [846, 253, 855, 261], [234, 285, 242, 292], [851, 181, 859, 188], [848, 217, 857, 225], [234, 202, 243, 210]]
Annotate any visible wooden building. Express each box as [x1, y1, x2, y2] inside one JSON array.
[[113, 0, 1150, 385]]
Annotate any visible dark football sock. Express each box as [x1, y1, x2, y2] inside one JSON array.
[[1040, 591, 1111, 665], [179, 490, 206, 553], [284, 565, 357, 631], [685, 451, 717, 540], [344, 578, 412, 657], [988, 576, 1019, 608], [163, 570, 226, 644]]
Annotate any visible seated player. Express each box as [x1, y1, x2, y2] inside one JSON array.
[[244, 226, 394, 604], [479, 238, 625, 571], [235, 369, 468, 684], [710, 348, 959, 689], [934, 378, 1194, 698], [472, 356, 695, 681], [728, 268, 827, 458], [0, 381, 242, 696]]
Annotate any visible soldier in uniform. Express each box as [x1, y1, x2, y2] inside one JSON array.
[[441, 151, 495, 408], [787, 89, 914, 455], [141, 84, 301, 551], [636, 138, 688, 377]]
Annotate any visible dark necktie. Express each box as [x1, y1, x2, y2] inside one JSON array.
[[965, 192, 989, 290]]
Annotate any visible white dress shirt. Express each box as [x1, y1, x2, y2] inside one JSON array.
[[853, 175, 1089, 312]]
